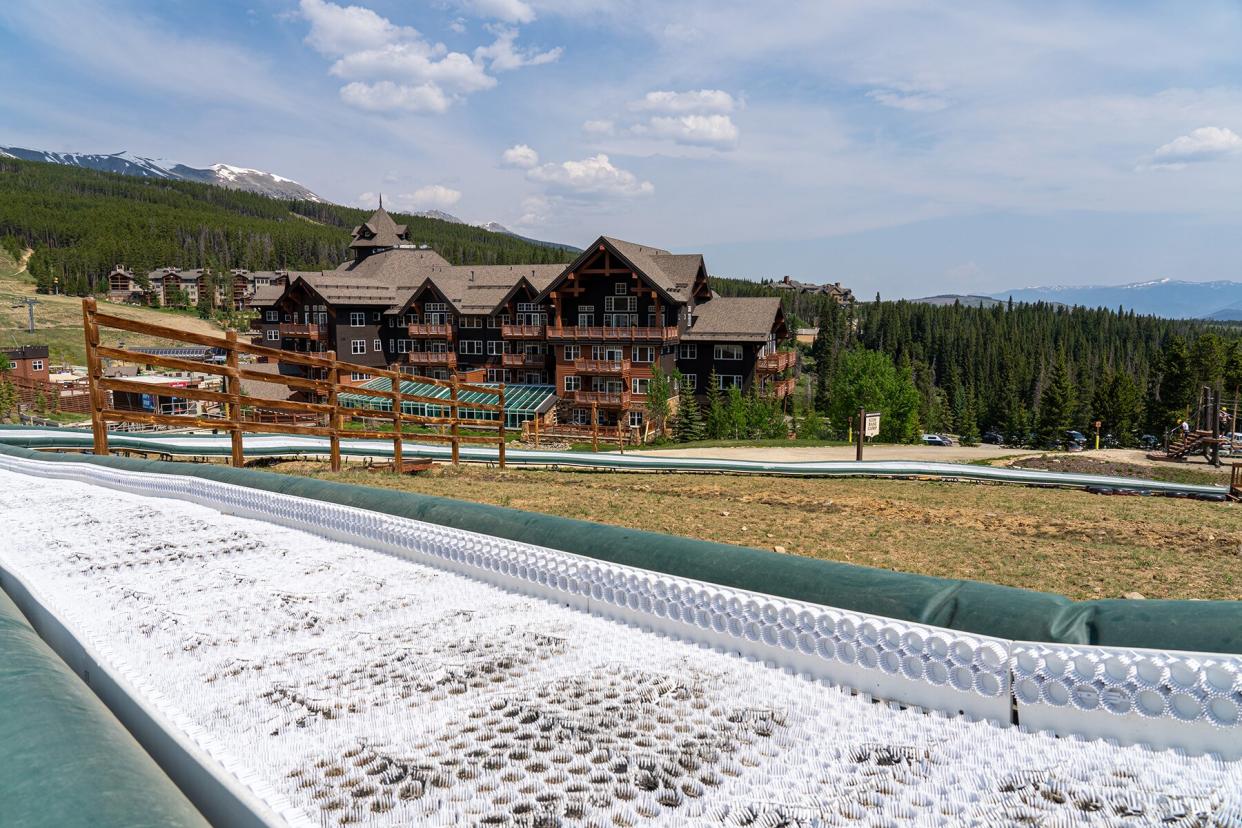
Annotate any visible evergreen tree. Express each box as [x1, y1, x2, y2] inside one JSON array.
[[645, 365, 675, 437], [1152, 335, 1195, 429], [827, 348, 920, 442], [1036, 352, 1075, 448], [725, 386, 747, 439], [671, 382, 705, 442], [1094, 369, 1143, 447], [704, 370, 727, 439]]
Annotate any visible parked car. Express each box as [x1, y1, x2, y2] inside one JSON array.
[[921, 433, 953, 446], [982, 431, 1005, 445], [1065, 430, 1087, 450], [1140, 434, 1158, 451], [1102, 433, 1119, 449]]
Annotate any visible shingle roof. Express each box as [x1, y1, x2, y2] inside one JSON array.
[[238, 360, 296, 403], [248, 282, 286, 308], [683, 296, 783, 342], [349, 207, 409, 250]]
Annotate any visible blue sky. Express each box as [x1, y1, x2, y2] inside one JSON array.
[[3, 0, 1242, 297]]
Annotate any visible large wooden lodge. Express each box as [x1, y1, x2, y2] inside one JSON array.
[[243, 208, 794, 430]]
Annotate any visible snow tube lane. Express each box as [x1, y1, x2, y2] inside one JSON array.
[[1, 452, 1241, 827], [0, 425, 1228, 498], [0, 586, 208, 828]]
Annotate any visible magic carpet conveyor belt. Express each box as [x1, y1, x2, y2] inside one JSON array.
[[1, 450, 1241, 827], [0, 426, 1229, 499]]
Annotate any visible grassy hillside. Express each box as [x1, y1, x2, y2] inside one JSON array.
[[0, 157, 574, 296], [0, 246, 225, 366]]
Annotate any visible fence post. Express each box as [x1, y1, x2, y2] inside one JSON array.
[[534, 412, 540, 448], [592, 402, 598, 452], [450, 376, 460, 465], [326, 351, 341, 472], [391, 372, 403, 472], [225, 330, 244, 468], [618, 419, 625, 454], [497, 383, 506, 469], [81, 298, 109, 456]]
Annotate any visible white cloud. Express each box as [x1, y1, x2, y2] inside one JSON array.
[[526, 153, 654, 197], [355, 186, 462, 212], [582, 119, 615, 135], [1149, 126, 1242, 168], [868, 88, 950, 112], [516, 194, 552, 226], [501, 144, 539, 168], [408, 184, 463, 208], [456, 0, 536, 24], [630, 89, 735, 114], [638, 114, 739, 148], [298, 0, 558, 114], [339, 80, 451, 113], [449, 18, 468, 34], [474, 27, 561, 72], [299, 0, 418, 56]]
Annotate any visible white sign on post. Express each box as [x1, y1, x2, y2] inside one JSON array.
[[863, 412, 881, 438]]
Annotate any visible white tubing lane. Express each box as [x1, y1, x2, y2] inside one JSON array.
[[0, 463, 1241, 826]]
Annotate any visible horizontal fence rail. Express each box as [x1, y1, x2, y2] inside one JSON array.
[[81, 298, 506, 471]]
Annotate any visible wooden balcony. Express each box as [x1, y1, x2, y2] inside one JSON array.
[[407, 351, 457, 369], [756, 350, 796, 374], [572, 389, 632, 407], [502, 352, 547, 367], [573, 358, 631, 375], [771, 377, 796, 398], [501, 323, 547, 339], [547, 325, 679, 342], [278, 323, 328, 339], [408, 323, 453, 339]]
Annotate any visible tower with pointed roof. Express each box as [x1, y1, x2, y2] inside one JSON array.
[[349, 205, 411, 262]]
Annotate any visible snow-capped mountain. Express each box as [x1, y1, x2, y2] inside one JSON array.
[[992, 278, 1242, 319], [1, 147, 322, 201]]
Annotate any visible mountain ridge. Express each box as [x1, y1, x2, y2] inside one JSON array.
[[989, 278, 1242, 320]]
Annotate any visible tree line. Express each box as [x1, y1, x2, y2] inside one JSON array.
[[711, 278, 1242, 446], [0, 158, 573, 296]]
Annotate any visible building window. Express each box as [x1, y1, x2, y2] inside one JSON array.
[[31, 360, 44, 371], [283, 313, 292, 322], [459, 316, 483, 328], [714, 344, 743, 360], [425, 303, 447, 324], [605, 295, 636, 312], [570, 408, 588, 425], [563, 344, 580, 361], [487, 340, 507, 356], [632, 346, 655, 363], [487, 368, 510, 383], [629, 410, 644, 428], [577, 306, 594, 327], [632, 377, 650, 395], [350, 372, 367, 381], [678, 344, 697, 359], [681, 373, 697, 391], [459, 340, 483, 355], [373, 339, 382, 352], [614, 282, 628, 295], [350, 312, 365, 327], [372, 312, 381, 322], [564, 375, 580, 392], [351, 340, 366, 355], [716, 374, 743, 389], [266, 329, 280, 341], [265, 310, 278, 322]]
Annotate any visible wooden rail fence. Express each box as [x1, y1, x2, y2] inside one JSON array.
[[82, 298, 506, 471]]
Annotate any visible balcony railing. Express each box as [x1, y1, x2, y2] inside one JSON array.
[[501, 323, 547, 338], [756, 350, 796, 374], [572, 389, 632, 407], [278, 323, 328, 339], [547, 325, 679, 342], [502, 352, 547, 367], [408, 323, 453, 338], [407, 351, 457, 369], [771, 377, 796, 398], [573, 358, 631, 375]]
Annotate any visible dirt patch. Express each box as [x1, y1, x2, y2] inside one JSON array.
[[1009, 453, 1226, 486], [263, 461, 1242, 602]]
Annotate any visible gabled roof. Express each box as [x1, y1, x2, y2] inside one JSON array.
[[538, 236, 705, 305], [350, 207, 409, 250], [248, 282, 286, 308], [682, 296, 784, 342]]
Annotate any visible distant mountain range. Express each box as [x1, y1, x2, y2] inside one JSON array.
[[910, 294, 1008, 309], [988, 279, 1242, 320], [2, 144, 577, 251], [0, 146, 324, 201]]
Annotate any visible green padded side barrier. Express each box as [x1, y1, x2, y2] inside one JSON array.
[[1, 442, 1238, 654], [0, 588, 208, 828]]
